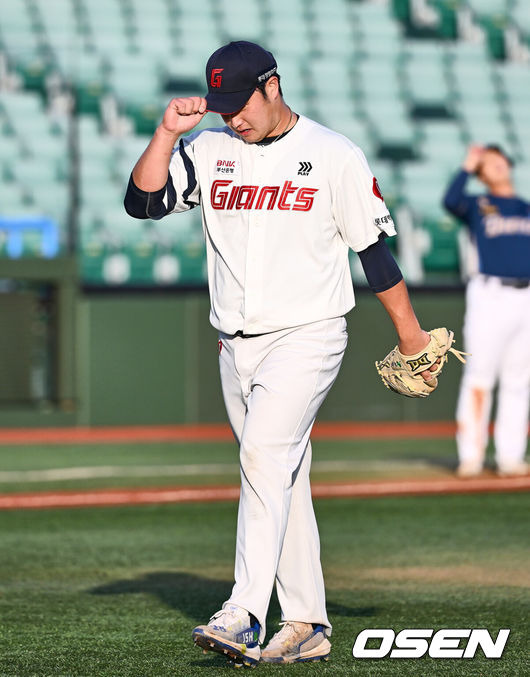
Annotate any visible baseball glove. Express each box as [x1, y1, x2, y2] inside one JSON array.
[[375, 327, 466, 398]]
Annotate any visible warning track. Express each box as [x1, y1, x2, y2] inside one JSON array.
[[1, 475, 528, 510], [0, 421, 461, 445]]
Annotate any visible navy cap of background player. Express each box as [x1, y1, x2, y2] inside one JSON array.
[[205, 41, 277, 115]]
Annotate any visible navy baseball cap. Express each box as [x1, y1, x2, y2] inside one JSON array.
[[205, 41, 277, 114]]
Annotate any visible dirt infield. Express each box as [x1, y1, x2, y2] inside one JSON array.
[[0, 421, 461, 445], [1, 475, 528, 510]]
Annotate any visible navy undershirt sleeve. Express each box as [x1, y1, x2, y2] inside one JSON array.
[[124, 172, 176, 220], [357, 234, 403, 293]]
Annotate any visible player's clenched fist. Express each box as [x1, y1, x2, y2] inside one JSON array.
[[161, 96, 207, 136]]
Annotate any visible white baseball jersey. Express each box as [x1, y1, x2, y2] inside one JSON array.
[[166, 114, 396, 334]]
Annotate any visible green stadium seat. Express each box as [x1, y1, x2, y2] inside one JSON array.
[[448, 61, 499, 103], [315, 108, 367, 137], [392, 0, 411, 23], [418, 121, 466, 169], [79, 206, 206, 286], [266, 0, 307, 20], [26, 132, 69, 164], [173, 1, 220, 57], [79, 154, 113, 185], [162, 52, 207, 92], [400, 160, 452, 218], [403, 39, 449, 62], [308, 58, 353, 101], [421, 213, 460, 273], [107, 53, 162, 103], [78, 113, 103, 138], [175, 32, 221, 64], [0, 181, 31, 215], [265, 57, 306, 100], [467, 0, 509, 15], [0, 91, 45, 119], [29, 180, 70, 232], [427, 1, 461, 39], [0, 92, 57, 138], [513, 162, 530, 194], [497, 62, 530, 102], [265, 0, 310, 54], [82, 0, 134, 58], [34, 0, 86, 64], [362, 100, 417, 154], [511, 123, 530, 161], [218, 0, 266, 43], [128, 0, 177, 55], [125, 101, 166, 136], [355, 58, 403, 104], [128, 0, 173, 29], [135, 31, 177, 58], [0, 1, 42, 72], [265, 24, 313, 57], [457, 100, 513, 148], [79, 177, 125, 213], [56, 50, 108, 114], [309, 1, 358, 57], [355, 1, 404, 56], [403, 43, 451, 111], [0, 134, 25, 164], [9, 157, 63, 188], [512, 2, 530, 35]]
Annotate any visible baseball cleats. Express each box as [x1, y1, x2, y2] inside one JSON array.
[[192, 604, 261, 668], [456, 461, 483, 478], [496, 461, 528, 477], [261, 622, 331, 663]]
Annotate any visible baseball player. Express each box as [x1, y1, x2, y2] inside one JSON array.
[[125, 41, 439, 666], [443, 145, 530, 477]]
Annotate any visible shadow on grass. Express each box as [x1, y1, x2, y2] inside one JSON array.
[[89, 571, 376, 626], [89, 571, 232, 625]]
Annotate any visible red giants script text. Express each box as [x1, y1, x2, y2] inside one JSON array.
[[211, 180, 319, 211]]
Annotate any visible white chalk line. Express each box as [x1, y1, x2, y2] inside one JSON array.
[[0, 459, 435, 483]]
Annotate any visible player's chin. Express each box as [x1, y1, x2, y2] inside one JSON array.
[[236, 128, 257, 142]]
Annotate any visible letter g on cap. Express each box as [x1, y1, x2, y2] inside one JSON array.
[[211, 68, 224, 87]]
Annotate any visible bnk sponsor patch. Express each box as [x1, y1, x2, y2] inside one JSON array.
[[214, 159, 241, 178]]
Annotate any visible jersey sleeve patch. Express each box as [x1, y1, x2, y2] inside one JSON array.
[[372, 176, 384, 201]]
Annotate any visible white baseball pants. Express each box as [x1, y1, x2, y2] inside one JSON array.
[[456, 275, 530, 469], [218, 317, 348, 642]]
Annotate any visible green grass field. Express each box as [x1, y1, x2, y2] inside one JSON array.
[[0, 437, 469, 494], [0, 437, 528, 676]]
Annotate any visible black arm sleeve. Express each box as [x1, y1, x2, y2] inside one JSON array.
[[123, 172, 177, 220], [357, 233, 403, 293]]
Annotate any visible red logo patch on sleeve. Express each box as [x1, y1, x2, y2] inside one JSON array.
[[218, 339, 223, 354], [372, 177, 384, 201]]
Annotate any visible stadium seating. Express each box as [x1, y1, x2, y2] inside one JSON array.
[[1, 0, 529, 285]]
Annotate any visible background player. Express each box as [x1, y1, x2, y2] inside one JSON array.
[[443, 145, 530, 477], [125, 41, 439, 666]]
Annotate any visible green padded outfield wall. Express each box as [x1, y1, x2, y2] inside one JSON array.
[[77, 290, 466, 426]]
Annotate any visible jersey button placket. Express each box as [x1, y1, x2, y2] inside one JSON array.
[[243, 152, 267, 333]]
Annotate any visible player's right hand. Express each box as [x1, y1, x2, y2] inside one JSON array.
[[463, 145, 484, 174], [160, 96, 207, 136]]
